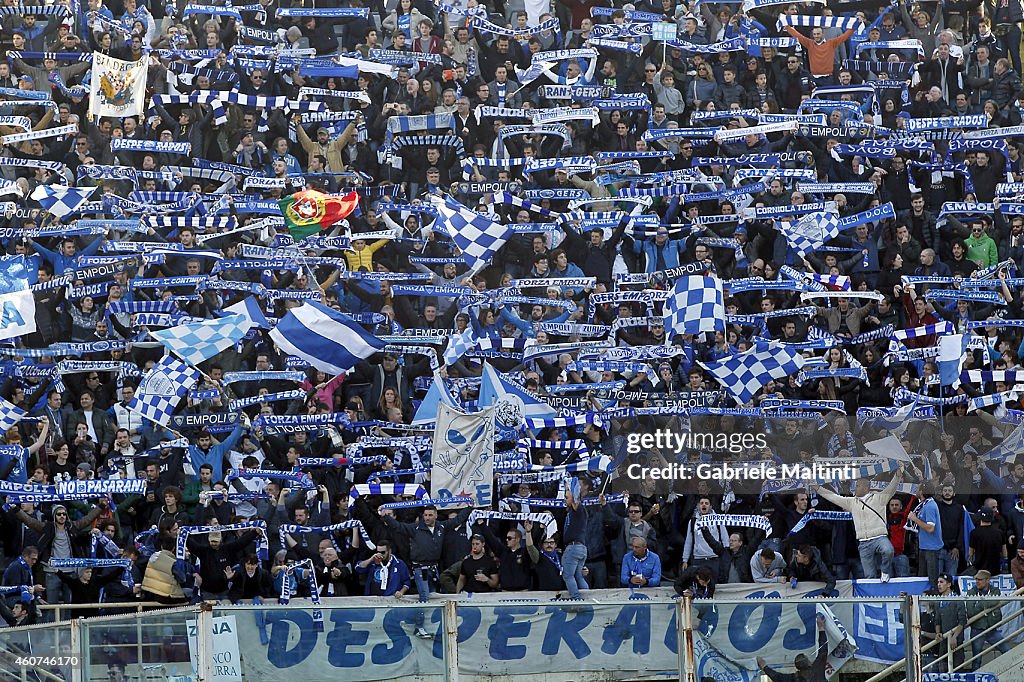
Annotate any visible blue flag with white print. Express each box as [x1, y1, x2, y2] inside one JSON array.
[[0, 257, 34, 342]]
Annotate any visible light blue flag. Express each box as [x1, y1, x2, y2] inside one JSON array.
[[220, 295, 271, 330], [412, 371, 458, 425], [479, 362, 557, 440], [0, 256, 34, 342], [937, 334, 968, 387], [151, 314, 250, 366]]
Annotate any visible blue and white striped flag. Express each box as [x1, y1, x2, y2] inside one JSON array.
[[699, 343, 806, 405], [269, 301, 386, 374], [663, 275, 724, 336], [151, 314, 250, 366], [30, 184, 97, 218], [126, 355, 200, 426], [937, 334, 968, 388], [429, 195, 513, 273]]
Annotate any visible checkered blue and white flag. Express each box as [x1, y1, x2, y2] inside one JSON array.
[[699, 342, 807, 405], [429, 195, 513, 273], [0, 395, 25, 433], [663, 275, 724, 336], [30, 184, 97, 219], [779, 211, 841, 256], [126, 355, 200, 426], [150, 314, 249, 366], [444, 327, 477, 366]]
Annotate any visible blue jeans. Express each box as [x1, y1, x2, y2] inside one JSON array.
[[937, 548, 959, 577], [971, 627, 1009, 667], [412, 566, 437, 628], [919, 549, 940, 589], [45, 571, 70, 612], [413, 566, 435, 602], [892, 554, 910, 578], [858, 536, 893, 579], [562, 543, 588, 599]]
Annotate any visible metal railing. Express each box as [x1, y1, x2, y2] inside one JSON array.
[[0, 595, 925, 682], [939, 593, 1024, 676], [38, 601, 167, 623], [864, 587, 1024, 682]]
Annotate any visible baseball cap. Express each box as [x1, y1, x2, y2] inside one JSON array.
[[77, 462, 92, 473], [979, 508, 994, 521], [317, 127, 330, 135], [18, 75, 32, 84]]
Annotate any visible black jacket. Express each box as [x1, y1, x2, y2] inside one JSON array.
[[762, 629, 828, 682], [382, 507, 473, 566], [15, 506, 102, 563], [785, 547, 836, 596], [702, 527, 763, 584]]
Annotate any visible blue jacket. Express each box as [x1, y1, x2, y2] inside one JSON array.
[[620, 549, 662, 587], [32, 238, 103, 276], [187, 423, 244, 482], [2, 558, 34, 606], [633, 238, 685, 273], [356, 556, 412, 596]]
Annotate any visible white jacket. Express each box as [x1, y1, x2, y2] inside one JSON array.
[[816, 470, 903, 541]]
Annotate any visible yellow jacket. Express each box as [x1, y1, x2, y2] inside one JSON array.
[[344, 239, 387, 271], [141, 550, 185, 599]]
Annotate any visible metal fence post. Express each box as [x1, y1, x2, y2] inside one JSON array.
[[196, 607, 213, 682], [443, 600, 459, 682], [69, 618, 81, 682], [679, 596, 696, 682], [903, 594, 922, 682], [675, 599, 685, 682]]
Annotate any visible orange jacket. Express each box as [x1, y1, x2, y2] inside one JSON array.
[[784, 27, 854, 77]]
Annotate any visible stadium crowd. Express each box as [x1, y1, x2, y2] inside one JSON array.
[[0, 0, 1019, 674]]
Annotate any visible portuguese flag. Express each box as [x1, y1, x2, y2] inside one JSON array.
[[278, 189, 360, 241]]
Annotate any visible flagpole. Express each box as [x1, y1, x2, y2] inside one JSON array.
[[938, 384, 945, 436]]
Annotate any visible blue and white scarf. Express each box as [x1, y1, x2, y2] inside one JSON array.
[[694, 513, 772, 532], [278, 558, 323, 630], [347, 483, 427, 509], [279, 521, 373, 550], [49, 558, 134, 587], [176, 521, 269, 563], [777, 14, 861, 32], [226, 468, 314, 490], [788, 510, 853, 535]]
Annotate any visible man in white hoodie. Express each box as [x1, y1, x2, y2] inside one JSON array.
[[812, 465, 905, 581]]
